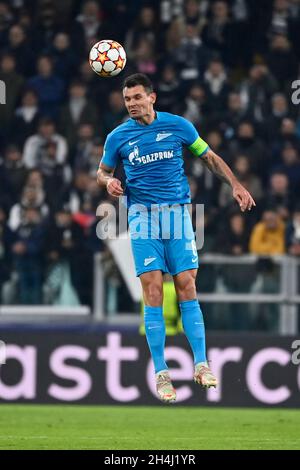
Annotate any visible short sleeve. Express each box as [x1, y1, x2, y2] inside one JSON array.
[[100, 131, 120, 168], [177, 116, 209, 158]]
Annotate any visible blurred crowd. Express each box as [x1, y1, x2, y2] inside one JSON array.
[[1, 0, 300, 308]]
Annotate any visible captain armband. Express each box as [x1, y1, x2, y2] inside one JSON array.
[[188, 137, 209, 157]]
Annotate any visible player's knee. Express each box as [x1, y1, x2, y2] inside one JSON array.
[[176, 274, 196, 301], [144, 283, 163, 306]]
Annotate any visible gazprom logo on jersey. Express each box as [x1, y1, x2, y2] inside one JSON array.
[[129, 144, 174, 165], [96, 199, 205, 250]]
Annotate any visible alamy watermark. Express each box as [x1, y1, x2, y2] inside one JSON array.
[[0, 80, 6, 104], [95, 199, 205, 251], [0, 340, 6, 365], [291, 339, 300, 365], [291, 80, 300, 105]]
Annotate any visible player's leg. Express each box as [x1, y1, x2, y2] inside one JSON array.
[[173, 269, 217, 388], [173, 269, 205, 365], [141, 270, 166, 376], [128, 207, 176, 402], [140, 270, 176, 402], [164, 205, 217, 388]]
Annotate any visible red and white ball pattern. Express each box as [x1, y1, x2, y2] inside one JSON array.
[[89, 39, 126, 77]]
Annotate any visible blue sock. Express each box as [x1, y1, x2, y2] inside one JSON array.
[[179, 299, 207, 364], [144, 305, 168, 374]]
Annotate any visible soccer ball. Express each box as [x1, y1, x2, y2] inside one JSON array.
[[89, 39, 127, 77]]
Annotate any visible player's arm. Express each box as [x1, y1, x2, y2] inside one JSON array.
[[97, 162, 123, 197], [97, 163, 124, 197], [180, 116, 256, 212], [97, 132, 123, 197], [200, 148, 256, 212]]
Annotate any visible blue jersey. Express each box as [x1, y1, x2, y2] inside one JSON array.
[[100, 111, 209, 207]]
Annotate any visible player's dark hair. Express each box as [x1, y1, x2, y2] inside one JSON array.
[[122, 73, 153, 93]]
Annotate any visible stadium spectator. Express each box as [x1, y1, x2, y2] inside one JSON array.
[[0, 206, 15, 303], [6, 24, 35, 77], [219, 155, 263, 208], [27, 55, 65, 118], [1, 144, 27, 203], [45, 206, 87, 304], [183, 0, 206, 33], [73, 0, 104, 48], [238, 64, 278, 123], [286, 206, 300, 256], [25, 166, 65, 215], [74, 137, 103, 176], [68, 170, 91, 213], [249, 208, 286, 255], [268, 0, 295, 38], [0, 53, 24, 141], [228, 121, 267, 177], [79, 175, 103, 215], [8, 184, 49, 231], [72, 122, 96, 169], [0, 2, 13, 47], [274, 143, 300, 197], [23, 117, 68, 170], [133, 38, 158, 81], [156, 64, 181, 114], [216, 210, 250, 255], [205, 130, 229, 164], [219, 92, 249, 140], [101, 90, 127, 135], [0, 162, 13, 212], [10, 88, 41, 149], [77, 58, 106, 105], [59, 79, 99, 151], [125, 6, 160, 59], [182, 83, 207, 125], [22, 118, 70, 207], [202, 0, 238, 66], [25, 169, 44, 192], [164, 0, 208, 52], [215, 209, 254, 330], [174, 23, 210, 88], [102, 0, 135, 43], [265, 34, 299, 90], [260, 170, 292, 222], [271, 117, 300, 163], [265, 93, 292, 141], [203, 56, 230, 117], [12, 206, 45, 304], [32, 2, 61, 54], [47, 32, 79, 83]]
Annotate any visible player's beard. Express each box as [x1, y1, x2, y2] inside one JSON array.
[[129, 109, 141, 118], [130, 102, 154, 121]]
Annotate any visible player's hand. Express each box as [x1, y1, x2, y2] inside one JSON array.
[[107, 177, 124, 197], [232, 183, 256, 212]]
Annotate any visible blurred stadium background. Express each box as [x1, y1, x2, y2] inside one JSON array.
[[0, 0, 300, 450]]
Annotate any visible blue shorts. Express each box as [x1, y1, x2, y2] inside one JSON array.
[[128, 204, 199, 277]]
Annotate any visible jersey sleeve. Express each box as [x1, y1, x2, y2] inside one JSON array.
[[177, 116, 209, 158], [100, 131, 120, 169]]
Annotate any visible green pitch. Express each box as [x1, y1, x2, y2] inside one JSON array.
[[0, 405, 299, 450]]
